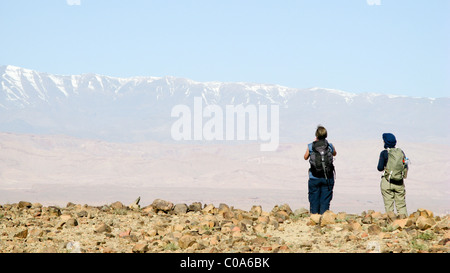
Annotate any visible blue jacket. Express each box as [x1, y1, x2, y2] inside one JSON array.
[[377, 150, 390, 172]]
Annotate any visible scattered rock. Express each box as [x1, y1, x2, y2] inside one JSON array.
[[66, 218, 78, 227], [48, 206, 61, 217], [417, 208, 433, 218], [392, 218, 412, 230], [29, 228, 44, 237], [310, 214, 321, 225], [368, 224, 382, 235], [274, 210, 289, 222], [202, 204, 215, 214], [18, 201, 32, 209], [385, 211, 397, 222], [250, 205, 263, 216], [320, 211, 336, 226], [77, 210, 88, 217], [119, 229, 131, 238], [173, 203, 188, 215], [0, 200, 447, 253], [435, 218, 448, 231], [178, 235, 196, 249], [14, 229, 28, 239], [278, 204, 293, 215], [294, 208, 309, 217], [361, 215, 372, 224], [39, 246, 58, 253], [253, 223, 266, 234], [345, 220, 362, 232], [132, 243, 148, 253], [102, 247, 115, 253], [416, 216, 436, 230], [152, 199, 173, 212], [60, 214, 72, 221], [110, 201, 125, 210], [129, 197, 141, 210], [371, 211, 383, 219], [95, 222, 112, 233], [188, 202, 202, 212]]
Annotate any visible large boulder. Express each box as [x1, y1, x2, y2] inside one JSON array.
[[152, 199, 174, 212], [173, 203, 188, 215], [416, 216, 436, 230], [320, 211, 336, 226]]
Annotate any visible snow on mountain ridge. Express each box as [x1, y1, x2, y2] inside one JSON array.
[[1, 65, 300, 109], [3, 65, 436, 108], [1, 65, 448, 144]]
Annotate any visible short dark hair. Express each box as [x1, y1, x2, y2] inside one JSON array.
[[315, 125, 327, 140]]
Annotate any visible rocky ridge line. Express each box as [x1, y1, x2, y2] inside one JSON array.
[[0, 198, 448, 253]]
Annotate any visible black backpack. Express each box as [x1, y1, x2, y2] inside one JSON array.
[[309, 140, 335, 179]]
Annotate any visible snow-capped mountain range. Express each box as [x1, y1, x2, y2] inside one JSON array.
[[1, 65, 448, 144]]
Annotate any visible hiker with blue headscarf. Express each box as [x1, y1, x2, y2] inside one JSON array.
[[377, 133, 409, 218]]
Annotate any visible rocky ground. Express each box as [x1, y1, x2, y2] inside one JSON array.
[[0, 198, 448, 253]]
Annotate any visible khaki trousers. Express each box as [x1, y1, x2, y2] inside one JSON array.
[[380, 177, 407, 216]]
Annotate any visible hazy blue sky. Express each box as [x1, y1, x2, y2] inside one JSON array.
[[1, 0, 449, 98]]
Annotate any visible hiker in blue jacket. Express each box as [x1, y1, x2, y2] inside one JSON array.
[[304, 125, 337, 214], [377, 133, 408, 217]]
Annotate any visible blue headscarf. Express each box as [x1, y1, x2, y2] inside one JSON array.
[[382, 133, 397, 149]]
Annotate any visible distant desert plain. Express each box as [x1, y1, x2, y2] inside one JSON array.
[[0, 132, 448, 215]]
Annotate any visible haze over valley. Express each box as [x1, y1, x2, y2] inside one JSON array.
[[1, 66, 448, 214]]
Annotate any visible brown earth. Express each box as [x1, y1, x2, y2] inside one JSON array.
[[0, 199, 448, 253]]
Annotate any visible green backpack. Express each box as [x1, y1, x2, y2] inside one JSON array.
[[384, 148, 407, 181]]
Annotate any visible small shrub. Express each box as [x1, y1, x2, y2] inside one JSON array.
[[164, 242, 179, 251], [416, 231, 436, 241]]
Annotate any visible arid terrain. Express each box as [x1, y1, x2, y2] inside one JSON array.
[[0, 132, 448, 253], [0, 199, 448, 253]]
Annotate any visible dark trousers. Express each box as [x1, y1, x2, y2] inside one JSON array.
[[308, 177, 334, 214]]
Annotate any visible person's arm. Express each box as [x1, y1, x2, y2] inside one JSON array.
[[304, 148, 310, 160], [331, 144, 337, 156], [402, 150, 408, 169], [377, 150, 387, 171]]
